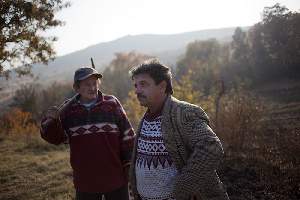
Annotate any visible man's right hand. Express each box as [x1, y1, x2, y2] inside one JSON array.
[[45, 106, 60, 119], [41, 106, 60, 127], [40, 105, 67, 145]]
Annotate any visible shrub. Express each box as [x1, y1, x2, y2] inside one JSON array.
[[0, 108, 39, 137], [216, 90, 265, 154]]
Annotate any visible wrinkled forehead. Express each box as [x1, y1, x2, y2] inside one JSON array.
[[133, 73, 154, 82]]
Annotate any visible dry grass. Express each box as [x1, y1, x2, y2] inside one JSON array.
[[0, 134, 74, 200]]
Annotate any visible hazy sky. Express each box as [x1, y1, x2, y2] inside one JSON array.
[[47, 0, 300, 56]]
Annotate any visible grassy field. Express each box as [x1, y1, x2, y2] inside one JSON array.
[[0, 134, 74, 200], [0, 121, 299, 200]]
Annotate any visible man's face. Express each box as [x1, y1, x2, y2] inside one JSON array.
[[76, 75, 100, 103], [133, 73, 166, 108]]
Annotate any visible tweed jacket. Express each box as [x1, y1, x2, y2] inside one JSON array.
[[129, 95, 229, 200]]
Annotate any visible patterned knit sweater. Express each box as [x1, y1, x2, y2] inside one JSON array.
[[129, 95, 230, 200], [41, 92, 135, 193], [135, 113, 177, 200]]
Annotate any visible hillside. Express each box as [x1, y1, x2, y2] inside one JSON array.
[[0, 26, 245, 110], [31, 27, 242, 83], [256, 79, 300, 130]]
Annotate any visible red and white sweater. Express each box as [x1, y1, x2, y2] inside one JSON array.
[[40, 92, 135, 193]]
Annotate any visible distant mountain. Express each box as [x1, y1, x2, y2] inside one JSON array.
[[32, 27, 247, 83]]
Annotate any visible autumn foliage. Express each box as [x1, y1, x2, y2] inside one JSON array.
[[0, 4, 299, 199], [0, 107, 38, 136]]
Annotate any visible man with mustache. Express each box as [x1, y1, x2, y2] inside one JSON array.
[[128, 59, 229, 200], [40, 67, 135, 200]]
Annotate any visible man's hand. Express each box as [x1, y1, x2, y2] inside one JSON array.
[[45, 106, 60, 120], [41, 106, 60, 127]]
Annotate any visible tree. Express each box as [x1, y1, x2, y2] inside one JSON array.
[[173, 69, 217, 126], [231, 27, 250, 64], [173, 69, 201, 105], [261, 3, 300, 78], [249, 3, 300, 82], [224, 27, 253, 86], [176, 39, 228, 95], [0, 0, 70, 78], [123, 90, 146, 129], [101, 51, 152, 102]]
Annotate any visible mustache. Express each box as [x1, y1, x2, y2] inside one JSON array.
[[137, 94, 146, 99]]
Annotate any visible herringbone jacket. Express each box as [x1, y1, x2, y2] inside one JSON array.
[[129, 95, 229, 200]]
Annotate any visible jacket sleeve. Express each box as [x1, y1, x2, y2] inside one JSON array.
[[114, 97, 135, 168], [173, 105, 227, 200], [40, 115, 67, 145]]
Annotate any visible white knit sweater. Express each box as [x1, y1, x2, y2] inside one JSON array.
[[135, 116, 177, 200]]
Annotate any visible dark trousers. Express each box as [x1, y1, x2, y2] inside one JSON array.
[[76, 185, 129, 200]]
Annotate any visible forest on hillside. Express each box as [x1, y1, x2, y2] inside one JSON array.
[[0, 3, 299, 200]]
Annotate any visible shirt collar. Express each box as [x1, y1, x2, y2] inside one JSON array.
[[144, 96, 168, 121], [75, 90, 103, 105]]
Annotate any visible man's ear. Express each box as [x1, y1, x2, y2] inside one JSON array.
[[159, 81, 167, 92], [73, 83, 79, 92]]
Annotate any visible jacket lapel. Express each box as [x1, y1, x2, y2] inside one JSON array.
[[161, 95, 186, 170]]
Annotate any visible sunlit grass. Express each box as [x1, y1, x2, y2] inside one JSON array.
[[0, 134, 74, 200]]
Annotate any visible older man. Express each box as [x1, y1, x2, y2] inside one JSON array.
[[41, 67, 135, 200]]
